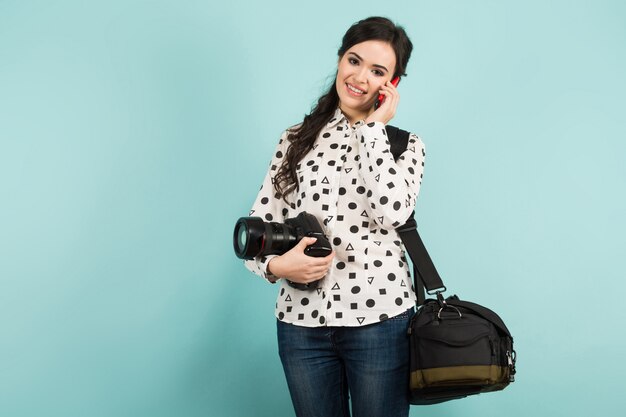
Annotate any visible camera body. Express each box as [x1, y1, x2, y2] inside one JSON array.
[[234, 211, 332, 290]]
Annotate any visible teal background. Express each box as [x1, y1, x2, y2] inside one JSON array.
[[1, 0, 625, 416]]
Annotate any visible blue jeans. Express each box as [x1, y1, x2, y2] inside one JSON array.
[[277, 308, 413, 417]]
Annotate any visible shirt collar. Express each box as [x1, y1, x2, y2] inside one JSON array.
[[326, 107, 366, 129], [326, 107, 346, 129]]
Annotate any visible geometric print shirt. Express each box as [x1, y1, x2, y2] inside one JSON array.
[[244, 107, 426, 327]]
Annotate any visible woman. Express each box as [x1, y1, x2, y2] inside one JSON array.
[[244, 16, 425, 417]]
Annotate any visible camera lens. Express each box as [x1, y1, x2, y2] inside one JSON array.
[[233, 217, 268, 260], [235, 222, 248, 254]]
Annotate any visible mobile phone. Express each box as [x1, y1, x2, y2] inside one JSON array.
[[374, 76, 401, 110]]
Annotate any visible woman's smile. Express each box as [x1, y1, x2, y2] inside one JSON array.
[[346, 83, 367, 96]]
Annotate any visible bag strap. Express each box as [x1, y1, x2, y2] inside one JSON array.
[[387, 125, 445, 306], [386, 125, 408, 160], [396, 217, 445, 305]]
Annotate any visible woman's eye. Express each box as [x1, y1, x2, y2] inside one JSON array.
[[348, 58, 358, 65], [373, 70, 384, 76]]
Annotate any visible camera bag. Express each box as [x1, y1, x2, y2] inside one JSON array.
[[387, 126, 517, 405]]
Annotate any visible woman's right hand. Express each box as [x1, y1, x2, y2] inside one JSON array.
[[267, 237, 335, 284]]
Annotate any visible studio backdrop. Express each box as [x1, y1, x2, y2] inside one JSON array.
[[1, 1, 625, 416]]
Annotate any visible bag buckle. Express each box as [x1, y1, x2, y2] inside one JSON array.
[[434, 290, 462, 319], [431, 289, 447, 307]]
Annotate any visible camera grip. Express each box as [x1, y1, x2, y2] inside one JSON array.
[[303, 231, 332, 257]]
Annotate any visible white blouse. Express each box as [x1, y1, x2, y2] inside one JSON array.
[[244, 107, 426, 327]]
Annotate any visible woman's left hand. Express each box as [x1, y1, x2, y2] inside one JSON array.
[[364, 79, 400, 125]]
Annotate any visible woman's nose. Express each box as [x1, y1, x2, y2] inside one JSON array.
[[353, 68, 368, 84]]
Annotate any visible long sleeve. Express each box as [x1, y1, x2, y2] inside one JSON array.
[[355, 121, 426, 228], [243, 129, 291, 282]]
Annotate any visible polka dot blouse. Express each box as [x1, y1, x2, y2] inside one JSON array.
[[244, 107, 426, 327]]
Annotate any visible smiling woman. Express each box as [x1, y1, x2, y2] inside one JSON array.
[[241, 16, 422, 417]]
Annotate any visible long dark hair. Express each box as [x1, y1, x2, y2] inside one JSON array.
[[273, 16, 413, 203]]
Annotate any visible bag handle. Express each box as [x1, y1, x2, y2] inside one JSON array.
[[445, 298, 513, 337]]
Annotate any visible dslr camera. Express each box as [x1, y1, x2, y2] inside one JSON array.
[[233, 211, 332, 290]]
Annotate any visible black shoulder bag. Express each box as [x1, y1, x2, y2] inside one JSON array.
[[387, 125, 517, 405]]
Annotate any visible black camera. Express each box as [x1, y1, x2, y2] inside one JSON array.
[[233, 211, 332, 290]]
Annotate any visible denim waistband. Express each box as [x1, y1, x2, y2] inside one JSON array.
[[390, 307, 415, 320]]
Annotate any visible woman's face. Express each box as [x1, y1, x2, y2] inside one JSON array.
[[335, 40, 397, 122]]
